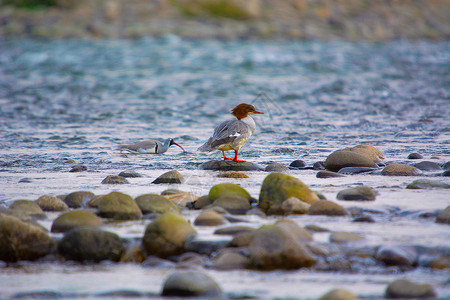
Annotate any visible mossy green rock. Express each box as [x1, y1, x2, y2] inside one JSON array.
[[51, 210, 103, 233], [248, 224, 316, 270], [258, 172, 319, 215], [58, 227, 123, 262], [142, 212, 197, 258], [209, 183, 251, 202], [0, 213, 55, 262], [98, 191, 142, 220], [36, 195, 69, 211], [9, 199, 47, 221], [135, 194, 179, 214], [63, 191, 95, 208]]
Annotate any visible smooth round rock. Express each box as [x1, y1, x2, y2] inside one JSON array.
[[248, 224, 316, 270], [194, 210, 227, 226], [98, 191, 142, 220], [336, 186, 376, 201], [161, 271, 223, 297], [36, 195, 69, 211], [164, 192, 199, 206], [376, 246, 418, 266], [352, 215, 375, 223], [189, 195, 212, 210], [406, 179, 450, 189], [324, 150, 378, 172], [118, 170, 143, 178], [381, 164, 421, 176], [316, 170, 345, 178], [275, 219, 313, 241], [319, 288, 360, 300], [51, 210, 103, 233], [343, 144, 385, 162], [280, 197, 310, 215], [214, 225, 255, 236], [101, 175, 129, 184], [289, 160, 306, 168], [9, 200, 47, 221], [211, 250, 250, 270], [152, 170, 184, 184], [0, 213, 55, 262], [58, 227, 123, 262], [217, 171, 249, 178], [200, 160, 262, 171], [69, 165, 87, 172], [407, 152, 423, 159], [307, 200, 350, 216], [63, 191, 95, 208], [212, 196, 251, 214], [436, 205, 450, 224], [258, 172, 319, 215], [330, 231, 364, 243], [313, 161, 325, 170], [385, 279, 436, 298], [209, 183, 251, 202], [87, 195, 105, 208], [135, 194, 179, 214], [265, 163, 289, 172], [142, 212, 197, 258], [413, 161, 442, 171]]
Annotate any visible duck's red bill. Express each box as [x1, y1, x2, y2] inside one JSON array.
[[253, 111, 264, 114], [173, 142, 185, 152]]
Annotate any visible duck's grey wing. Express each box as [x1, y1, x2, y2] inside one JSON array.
[[119, 140, 157, 152], [198, 120, 250, 152]]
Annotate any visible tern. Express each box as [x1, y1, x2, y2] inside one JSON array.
[[119, 138, 185, 154], [198, 103, 263, 162]]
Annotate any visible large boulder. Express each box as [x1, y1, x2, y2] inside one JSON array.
[[385, 279, 436, 299], [258, 173, 319, 215], [142, 212, 197, 258], [161, 271, 223, 297], [58, 227, 123, 262], [98, 191, 142, 220], [248, 224, 316, 270], [0, 213, 55, 262], [36, 195, 69, 211], [381, 164, 421, 176], [9, 200, 47, 221], [63, 191, 95, 208], [324, 150, 378, 172], [51, 210, 103, 233], [135, 194, 179, 214]]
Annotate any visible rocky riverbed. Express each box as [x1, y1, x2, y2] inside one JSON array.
[[0, 38, 449, 299]]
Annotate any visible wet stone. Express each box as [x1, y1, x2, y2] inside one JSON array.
[[193, 210, 228, 226], [63, 191, 95, 208], [161, 271, 223, 298], [9, 200, 47, 221], [209, 183, 251, 201], [152, 170, 184, 184], [36, 195, 69, 211], [101, 175, 129, 184], [406, 179, 450, 189], [142, 256, 176, 268], [118, 170, 143, 178], [443, 161, 450, 170], [87, 194, 105, 208], [217, 171, 249, 178], [305, 224, 330, 232], [69, 165, 87, 172], [336, 186, 376, 201], [212, 196, 251, 214], [264, 163, 289, 172], [407, 152, 423, 159], [51, 210, 103, 233], [135, 194, 179, 214], [316, 170, 345, 178], [211, 250, 250, 270], [385, 279, 436, 299], [280, 197, 310, 215], [324, 150, 378, 172], [313, 161, 325, 170], [435, 205, 450, 224], [98, 191, 142, 220], [413, 161, 442, 171], [442, 170, 450, 177], [188, 195, 212, 210], [214, 225, 255, 236], [184, 239, 228, 256], [343, 144, 385, 163], [376, 245, 418, 266], [381, 164, 421, 176], [307, 200, 350, 216], [200, 160, 263, 171], [329, 231, 364, 243], [289, 159, 306, 169], [352, 215, 375, 223], [319, 288, 360, 300], [337, 167, 377, 174], [18, 178, 32, 183]]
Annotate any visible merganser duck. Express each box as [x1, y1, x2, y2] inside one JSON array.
[[198, 103, 263, 162], [119, 138, 185, 154]]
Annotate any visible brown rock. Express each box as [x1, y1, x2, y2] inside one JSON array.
[[308, 200, 350, 216], [343, 144, 384, 162], [324, 150, 378, 172], [193, 210, 228, 226], [36, 195, 69, 211], [381, 164, 421, 176]]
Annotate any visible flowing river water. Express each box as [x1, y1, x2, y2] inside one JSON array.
[[0, 38, 449, 299]]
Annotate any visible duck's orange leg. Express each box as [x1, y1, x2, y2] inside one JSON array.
[[222, 151, 233, 160], [232, 150, 246, 162]]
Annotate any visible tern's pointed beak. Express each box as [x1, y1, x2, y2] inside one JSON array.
[[172, 142, 186, 152]]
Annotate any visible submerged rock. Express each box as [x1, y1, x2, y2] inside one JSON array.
[[36, 195, 69, 211], [63, 191, 95, 208], [200, 160, 262, 171], [69, 165, 87, 172], [161, 271, 223, 297], [118, 170, 143, 178], [307, 200, 350, 216], [142, 212, 197, 258], [214, 225, 255, 236], [336, 186, 376, 201], [152, 170, 184, 184], [319, 288, 360, 300], [385, 279, 436, 299], [265, 163, 289, 172], [324, 150, 378, 172], [9, 200, 47, 221], [413, 161, 442, 171], [248, 224, 316, 270], [135, 194, 179, 214], [435, 206, 450, 224], [51, 210, 103, 233], [258, 172, 319, 215], [58, 227, 123, 262], [406, 179, 450, 189], [381, 164, 421, 176], [0, 213, 55, 262], [98, 191, 142, 220], [101, 175, 129, 184]]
